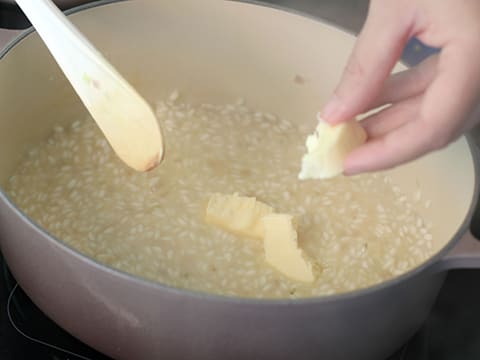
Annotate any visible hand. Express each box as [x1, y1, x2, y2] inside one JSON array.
[[321, 0, 480, 175]]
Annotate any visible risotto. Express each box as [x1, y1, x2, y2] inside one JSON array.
[[6, 92, 435, 299]]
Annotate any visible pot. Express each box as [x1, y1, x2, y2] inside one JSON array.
[[0, 0, 96, 30], [0, 1, 480, 359], [0, 0, 95, 8]]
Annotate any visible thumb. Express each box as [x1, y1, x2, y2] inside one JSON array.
[[322, 1, 415, 124]]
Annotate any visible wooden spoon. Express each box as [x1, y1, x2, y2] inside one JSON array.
[[15, 0, 164, 171]]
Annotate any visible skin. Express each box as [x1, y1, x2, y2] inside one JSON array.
[[321, 0, 480, 175]]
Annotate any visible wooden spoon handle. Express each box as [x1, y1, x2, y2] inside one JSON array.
[[16, 0, 164, 171]]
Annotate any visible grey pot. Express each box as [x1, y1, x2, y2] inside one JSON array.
[[1, 1, 480, 359]]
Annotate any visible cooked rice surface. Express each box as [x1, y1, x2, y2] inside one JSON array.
[[6, 94, 435, 299]]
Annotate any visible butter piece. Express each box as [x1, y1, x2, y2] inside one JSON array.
[[298, 116, 367, 180], [263, 214, 314, 282], [205, 193, 274, 239]]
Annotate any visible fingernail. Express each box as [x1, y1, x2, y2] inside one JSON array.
[[321, 94, 344, 124]]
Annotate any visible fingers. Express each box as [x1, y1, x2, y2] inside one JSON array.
[[344, 43, 480, 175], [369, 54, 438, 109], [361, 96, 421, 139], [344, 118, 445, 175], [420, 43, 480, 142], [322, 1, 416, 124]]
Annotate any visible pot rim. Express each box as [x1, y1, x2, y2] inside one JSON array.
[[0, 0, 478, 306]]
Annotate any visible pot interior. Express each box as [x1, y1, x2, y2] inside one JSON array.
[[0, 0, 475, 280]]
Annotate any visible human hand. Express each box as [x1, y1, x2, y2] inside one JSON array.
[[321, 0, 480, 175]]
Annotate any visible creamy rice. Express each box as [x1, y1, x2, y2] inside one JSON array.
[[6, 93, 435, 299]]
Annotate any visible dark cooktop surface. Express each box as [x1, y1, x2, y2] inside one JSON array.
[[1, 255, 480, 359]]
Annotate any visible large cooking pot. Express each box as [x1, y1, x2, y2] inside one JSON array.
[[0, 0, 95, 29], [0, 0, 94, 8], [1, 1, 480, 359]]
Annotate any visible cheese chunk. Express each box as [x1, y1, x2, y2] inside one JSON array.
[[205, 193, 274, 239], [263, 214, 314, 282], [298, 116, 367, 180]]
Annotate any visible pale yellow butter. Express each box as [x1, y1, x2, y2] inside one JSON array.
[[263, 214, 314, 282], [298, 116, 367, 180], [205, 193, 273, 239]]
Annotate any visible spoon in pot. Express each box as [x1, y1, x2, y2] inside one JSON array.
[[15, 0, 164, 172]]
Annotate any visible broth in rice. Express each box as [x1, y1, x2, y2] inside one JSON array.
[[6, 93, 436, 299]]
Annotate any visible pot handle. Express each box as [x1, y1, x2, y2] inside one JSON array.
[[433, 230, 480, 272]]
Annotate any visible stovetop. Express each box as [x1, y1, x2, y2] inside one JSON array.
[[1, 256, 480, 360], [0, 262, 110, 360]]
